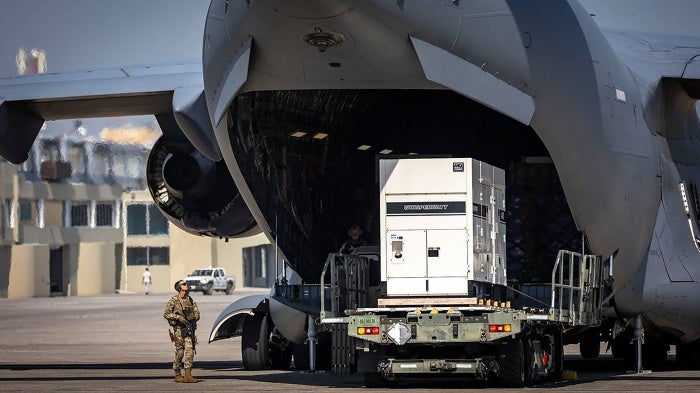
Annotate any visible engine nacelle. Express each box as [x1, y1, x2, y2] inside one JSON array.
[[146, 136, 259, 238]]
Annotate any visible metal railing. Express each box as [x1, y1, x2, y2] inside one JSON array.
[[320, 253, 371, 320], [549, 250, 603, 326]]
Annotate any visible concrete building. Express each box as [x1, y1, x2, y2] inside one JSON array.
[[0, 133, 269, 298]]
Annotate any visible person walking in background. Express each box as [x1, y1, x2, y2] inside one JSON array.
[[142, 267, 152, 295], [163, 280, 200, 383]]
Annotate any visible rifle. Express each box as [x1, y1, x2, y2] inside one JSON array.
[[182, 320, 197, 354], [183, 308, 197, 354]]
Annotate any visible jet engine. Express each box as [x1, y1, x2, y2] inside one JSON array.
[[146, 136, 258, 238]]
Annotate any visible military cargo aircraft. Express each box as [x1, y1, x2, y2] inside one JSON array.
[[1, 0, 699, 372]]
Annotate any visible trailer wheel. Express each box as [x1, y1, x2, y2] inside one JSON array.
[[498, 338, 525, 387], [291, 343, 310, 371], [548, 329, 564, 381], [579, 328, 601, 359], [523, 336, 538, 385], [270, 345, 292, 370], [242, 314, 271, 370], [364, 372, 395, 388]]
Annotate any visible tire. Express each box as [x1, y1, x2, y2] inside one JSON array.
[[523, 336, 538, 386], [642, 339, 668, 370], [677, 340, 700, 370], [242, 314, 271, 370], [498, 338, 526, 388], [548, 330, 564, 381], [204, 282, 213, 296], [291, 343, 310, 371], [579, 328, 601, 359], [270, 345, 292, 369], [225, 281, 234, 295], [364, 372, 388, 388]]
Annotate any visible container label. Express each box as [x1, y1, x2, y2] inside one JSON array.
[[387, 202, 466, 215]]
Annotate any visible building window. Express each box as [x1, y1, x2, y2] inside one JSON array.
[[19, 200, 33, 223], [127, 203, 168, 235], [127, 246, 169, 266], [149, 247, 169, 265], [127, 204, 147, 235], [126, 247, 148, 265], [70, 203, 89, 227], [148, 205, 168, 234], [95, 203, 113, 227]]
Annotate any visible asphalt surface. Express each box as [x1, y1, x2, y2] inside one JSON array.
[[0, 289, 698, 392]]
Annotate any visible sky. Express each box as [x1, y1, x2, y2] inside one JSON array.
[[0, 0, 211, 139]]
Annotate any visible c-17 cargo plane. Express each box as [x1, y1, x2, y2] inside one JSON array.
[[1, 0, 699, 381]]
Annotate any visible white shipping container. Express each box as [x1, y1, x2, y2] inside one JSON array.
[[379, 157, 506, 297]]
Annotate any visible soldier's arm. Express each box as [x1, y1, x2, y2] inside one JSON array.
[[192, 300, 201, 321], [163, 298, 181, 322]]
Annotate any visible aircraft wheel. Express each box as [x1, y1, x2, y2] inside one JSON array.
[[642, 339, 668, 370], [242, 314, 271, 370], [677, 340, 700, 369], [579, 328, 601, 359]]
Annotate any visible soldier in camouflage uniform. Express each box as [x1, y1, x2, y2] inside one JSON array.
[[163, 280, 200, 383]]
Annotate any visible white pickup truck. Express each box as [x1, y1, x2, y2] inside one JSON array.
[[185, 267, 235, 295]]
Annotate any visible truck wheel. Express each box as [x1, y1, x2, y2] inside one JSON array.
[[579, 328, 601, 359], [225, 281, 234, 295], [242, 314, 271, 370], [204, 283, 213, 296], [498, 338, 525, 387]]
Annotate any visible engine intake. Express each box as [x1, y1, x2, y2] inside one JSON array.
[[147, 136, 258, 238]]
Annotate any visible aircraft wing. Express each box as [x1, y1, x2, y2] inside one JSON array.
[[0, 62, 221, 164]]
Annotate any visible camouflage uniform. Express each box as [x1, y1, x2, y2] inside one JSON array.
[[163, 294, 200, 370]]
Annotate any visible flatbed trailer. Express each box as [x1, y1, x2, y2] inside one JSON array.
[[318, 249, 605, 387]]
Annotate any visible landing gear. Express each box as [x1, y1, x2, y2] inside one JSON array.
[[241, 313, 293, 370], [677, 339, 700, 369], [242, 314, 270, 370]]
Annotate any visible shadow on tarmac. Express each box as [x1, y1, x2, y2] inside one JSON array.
[[2, 356, 698, 389]]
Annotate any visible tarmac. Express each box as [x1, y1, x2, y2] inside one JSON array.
[[0, 288, 698, 392]]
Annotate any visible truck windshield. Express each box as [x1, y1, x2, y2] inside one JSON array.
[[189, 269, 213, 276]]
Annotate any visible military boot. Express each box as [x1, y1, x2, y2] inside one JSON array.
[[174, 369, 183, 383], [183, 368, 198, 383]]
